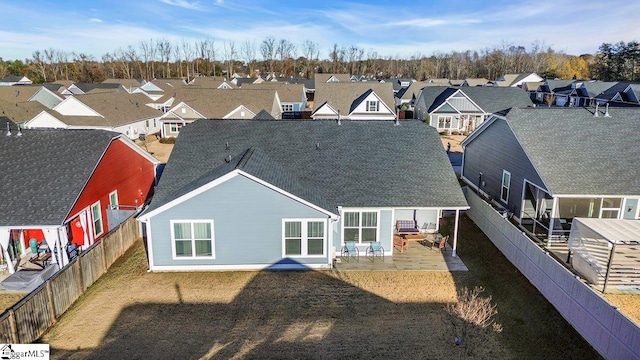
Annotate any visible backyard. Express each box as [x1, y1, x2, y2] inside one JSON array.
[[34, 215, 603, 359]]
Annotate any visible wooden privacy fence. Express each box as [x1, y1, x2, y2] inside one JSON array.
[[0, 216, 139, 344], [463, 187, 640, 360]]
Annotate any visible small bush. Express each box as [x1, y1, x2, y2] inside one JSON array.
[[159, 137, 176, 144]]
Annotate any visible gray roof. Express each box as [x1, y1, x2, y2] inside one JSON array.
[[313, 82, 395, 115], [503, 107, 640, 196], [0, 128, 120, 226], [144, 120, 468, 215], [421, 87, 532, 114], [576, 81, 618, 98]]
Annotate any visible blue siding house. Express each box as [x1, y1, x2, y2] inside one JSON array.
[[461, 107, 640, 244], [139, 119, 468, 271]]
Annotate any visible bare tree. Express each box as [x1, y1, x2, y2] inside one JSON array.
[[157, 38, 172, 78], [181, 39, 194, 79], [140, 39, 155, 80], [260, 37, 276, 75], [31, 50, 48, 82], [301, 40, 319, 79], [240, 40, 257, 77], [444, 286, 503, 358], [222, 41, 237, 78]]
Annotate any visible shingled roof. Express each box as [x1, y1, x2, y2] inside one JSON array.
[[502, 107, 640, 196], [169, 88, 278, 118], [313, 82, 395, 115], [0, 128, 120, 226], [144, 120, 468, 216]]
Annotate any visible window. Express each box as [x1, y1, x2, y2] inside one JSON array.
[[109, 190, 118, 209], [145, 120, 149, 128], [343, 211, 377, 243], [91, 201, 103, 237], [438, 116, 452, 129], [283, 220, 326, 257], [501, 170, 511, 203], [601, 198, 621, 219], [171, 220, 214, 258], [282, 104, 294, 112], [169, 122, 183, 133], [367, 100, 379, 112]]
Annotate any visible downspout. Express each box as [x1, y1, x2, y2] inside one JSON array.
[[452, 209, 460, 257]]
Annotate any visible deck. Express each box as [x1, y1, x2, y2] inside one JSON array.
[[333, 239, 468, 271]]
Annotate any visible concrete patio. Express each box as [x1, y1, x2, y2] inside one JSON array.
[[333, 240, 468, 271]]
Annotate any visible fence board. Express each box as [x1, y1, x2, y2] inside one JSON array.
[[464, 187, 640, 360], [0, 216, 140, 344]]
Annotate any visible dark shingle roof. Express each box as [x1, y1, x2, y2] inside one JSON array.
[[145, 120, 467, 215], [460, 87, 533, 114], [504, 107, 640, 196], [0, 128, 119, 226]]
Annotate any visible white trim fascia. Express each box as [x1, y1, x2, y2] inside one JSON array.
[[0, 225, 61, 230], [116, 136, 161, 164], [24, 110, 69, 129], [161, 102, 206, 121], [349, 90, 395, 116], [311, 101, 338, 117], [148, 263, 331, 272], [53, 96, 104, 117], [553, 193, 639, 198], [222, 105, 255, 119], [139, 170, 338, 221]]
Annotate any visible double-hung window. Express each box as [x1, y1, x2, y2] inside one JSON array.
[[343, 211, 378, 243], [367, 100, 379, 112], [438, 116, 452, 129], [171, 220, 214, 258], [282, 104, 294, 112], [169, 122, 183, 133], [501, 170, 511, 203], [283, 220, 326, 257], [91, 201, 103, 237]]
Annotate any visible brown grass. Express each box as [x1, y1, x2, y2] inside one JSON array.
[[37, 215, 604, 359]]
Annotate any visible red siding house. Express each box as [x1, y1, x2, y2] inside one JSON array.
[[0, 124, 159, 274]]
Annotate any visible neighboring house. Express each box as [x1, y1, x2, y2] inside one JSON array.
[[460, 107, 640, 242], [461, 78, 490, 87], [0, 75, 33, 86], [60, 82, 124, 97], [0, 127, 160, 274], [568, 81, 618, 107], [395, 81, 429, 109], [102, 78, 145, 93], [314, 73, 352, 83], [312, 82, 396, 120], [414, 86, 533, 133], [0, 85, 63, 109], [0, 99, 48, 125], [25, 90, 162, 138], [594, 82, 640, 107], [493, 73, 543, 88], [159, 88, 280, 137], [532, 79, 575, 106], [138, 119, 468, 271], [240, 83, 308, 116]]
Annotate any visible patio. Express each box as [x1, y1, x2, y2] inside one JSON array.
[[333, 239, 468, 271]]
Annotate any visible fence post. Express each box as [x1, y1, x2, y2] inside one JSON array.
[[100, 240, 108, 273], [76, 258, 84, 292], [45, 282, 57, 325], [8, 309, 19, 344]]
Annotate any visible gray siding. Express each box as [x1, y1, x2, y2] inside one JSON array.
[[462, 118, 546, 216], [32, 89, 62, 109], [149, 174, 330, 267]]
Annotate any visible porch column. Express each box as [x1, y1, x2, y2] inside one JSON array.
[[0, 228, 14, 274], [452, 209, 460, 257], [548, 197, 559, 247]]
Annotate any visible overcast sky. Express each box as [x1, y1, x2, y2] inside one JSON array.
[[1, 0, 638, 61]]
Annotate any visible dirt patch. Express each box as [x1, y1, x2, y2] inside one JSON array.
[[440, 134, 466, 153], [0, 293, 26, 313], [137, 139, 174, 163], [39, 216, 601, 359]]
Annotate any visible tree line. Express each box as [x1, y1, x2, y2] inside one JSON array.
[[0, 37, 634, 83]]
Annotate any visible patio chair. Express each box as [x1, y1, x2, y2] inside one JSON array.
[[432, 235, 449, 252], [341, 241, 359, 262], [366, 241, 384, 262]]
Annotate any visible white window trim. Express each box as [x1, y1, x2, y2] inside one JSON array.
[[169, 122, 183, 133], [600, 198, 622, 219], [438, 115, 452, 129], [282, 103, 294, 112], [501, 170, 511, 203], [367, 100, 379, 112], [282, 219, 327, 258], [170, 220, 216, 260], [91, 201, 104, 238], [341, 210, 380, 244], [109, 190, 118, 209]]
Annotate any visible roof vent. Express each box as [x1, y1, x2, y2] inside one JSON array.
[[225, 155, 231, 163], [594, 103, 599, 117], [5, 122, 11, 136], [225, 142, 230, 150], [604, 103, 611, 117], [16, 126, 22, 137], [394, 118, 400, 126], [316, 142, 320, 150]]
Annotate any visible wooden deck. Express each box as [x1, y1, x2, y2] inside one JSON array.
[[333, 240, 468, 271]]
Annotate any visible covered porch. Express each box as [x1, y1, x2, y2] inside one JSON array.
[[333, 238, 467, 271]]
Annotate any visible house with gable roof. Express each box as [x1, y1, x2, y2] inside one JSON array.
[[492, 73, 543, 88], [312, 82, 396, 120], [0, 75, 33, 86], [0, 126, 159, 275], [460, 107, 640, 242], [24, 90, 162, 138], [414, 86, 532, 133], [138, 119, 468, 271], [158, 88, 280, 137]]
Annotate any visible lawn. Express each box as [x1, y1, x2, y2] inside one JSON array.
[[37, 215, 604, 359]]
